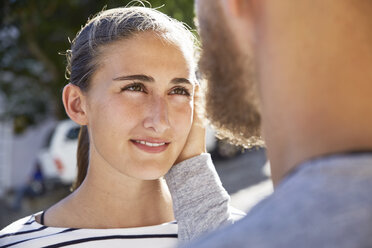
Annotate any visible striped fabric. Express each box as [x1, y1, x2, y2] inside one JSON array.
[[0, 213, 178, 248]]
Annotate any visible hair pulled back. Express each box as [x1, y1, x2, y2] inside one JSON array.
[[66, 6, 197, 190]]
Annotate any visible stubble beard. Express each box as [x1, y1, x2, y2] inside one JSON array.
[[197, 3, 263, 148]]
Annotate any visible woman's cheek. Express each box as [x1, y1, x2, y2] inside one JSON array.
[[171, 102, 193, 134], [115, 95, 146, 117], [170, 94, 193, 110]]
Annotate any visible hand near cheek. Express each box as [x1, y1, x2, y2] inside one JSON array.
[[175, 87, 206, 164]]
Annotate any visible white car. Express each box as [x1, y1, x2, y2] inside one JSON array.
[[38, 120, 79, 185]]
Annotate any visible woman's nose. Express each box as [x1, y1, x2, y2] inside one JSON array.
[[143, 96, 170, 133]]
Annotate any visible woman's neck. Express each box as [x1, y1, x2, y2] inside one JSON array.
[[43, 162, 174, 229]]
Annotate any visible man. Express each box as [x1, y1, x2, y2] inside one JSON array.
[[187, 0, 372, 247]]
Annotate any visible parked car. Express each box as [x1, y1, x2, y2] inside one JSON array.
[[37, 120, 80, 186]]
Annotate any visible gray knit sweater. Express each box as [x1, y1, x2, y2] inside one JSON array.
[[165, 153, 237, 242]]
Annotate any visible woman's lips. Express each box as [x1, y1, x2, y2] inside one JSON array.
[[130, 139, 170, 153]]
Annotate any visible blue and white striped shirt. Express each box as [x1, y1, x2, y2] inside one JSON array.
[[0, 213, 178, 248]]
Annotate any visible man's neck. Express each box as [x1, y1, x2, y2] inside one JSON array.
[[256, 0, 372, 186]]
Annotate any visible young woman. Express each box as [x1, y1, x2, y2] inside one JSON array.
[[0, 6, 243, 248]]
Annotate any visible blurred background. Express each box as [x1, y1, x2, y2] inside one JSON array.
[[0, 0, 272, 229]]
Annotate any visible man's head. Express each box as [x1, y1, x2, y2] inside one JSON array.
[[196, 0, 372, 184], [196, 0, 262, 147]]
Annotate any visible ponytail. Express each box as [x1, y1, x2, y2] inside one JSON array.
[[71, 125, 89, 191]]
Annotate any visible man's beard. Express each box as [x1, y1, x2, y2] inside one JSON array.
[[197, 3, 263, 148]]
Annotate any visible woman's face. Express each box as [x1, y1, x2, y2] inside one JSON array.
[[85, 32, 195, 180]]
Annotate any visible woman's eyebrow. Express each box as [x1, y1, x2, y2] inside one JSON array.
[[112, 74, 191, 85], [171, 78, 192, 85], [112, 74, 154, 82]]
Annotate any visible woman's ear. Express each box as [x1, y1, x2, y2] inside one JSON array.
[[62, 84, 88, 125]]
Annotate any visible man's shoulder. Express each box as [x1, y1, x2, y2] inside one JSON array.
[[185, 154, 372, 247], [188, 192, 372, 247]]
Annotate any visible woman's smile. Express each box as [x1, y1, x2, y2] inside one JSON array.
[[131, 139, 171, 153]]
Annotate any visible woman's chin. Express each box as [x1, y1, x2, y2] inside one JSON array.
[[126, 165, 172, 181], [135, 172, 166, 181]]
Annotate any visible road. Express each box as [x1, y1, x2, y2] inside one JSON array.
[[214, 148, 273, 211]]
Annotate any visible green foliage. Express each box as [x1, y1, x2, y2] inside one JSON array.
[[0, 0, 195, 133]]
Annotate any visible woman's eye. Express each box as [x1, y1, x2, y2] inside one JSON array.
[[170, 87, 190, 96], [121, 83, 145, 93]]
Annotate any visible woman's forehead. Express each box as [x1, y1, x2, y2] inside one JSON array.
[[96, 33, 195, 81]]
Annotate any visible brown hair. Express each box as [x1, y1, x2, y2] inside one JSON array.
[[65, 6, 197, 190], [71, 126, 89, 190]]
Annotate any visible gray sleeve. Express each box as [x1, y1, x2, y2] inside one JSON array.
[[164, 153, 234, 243]]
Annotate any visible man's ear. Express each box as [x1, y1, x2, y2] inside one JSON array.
[[221, 0, 258, 49], [62, 84, 88, 125], [222, 0, 256, 19]]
